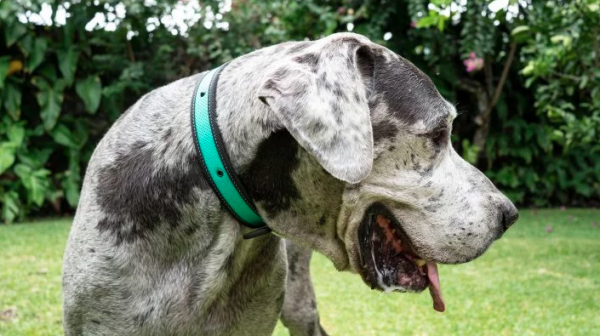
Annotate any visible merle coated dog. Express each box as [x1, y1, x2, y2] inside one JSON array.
[[62, 33, 518, 335]]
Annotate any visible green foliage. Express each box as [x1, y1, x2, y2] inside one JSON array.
[[520, 0, 600, 151], [0, 0, 599, 223], [0, 0, 214, 223]]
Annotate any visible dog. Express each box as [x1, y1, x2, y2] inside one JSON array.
[[62, 32, 518, 335]]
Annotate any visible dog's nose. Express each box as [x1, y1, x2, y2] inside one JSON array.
[[500, 203, 519, 233]]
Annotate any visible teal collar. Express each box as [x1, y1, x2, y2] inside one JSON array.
[[191, 65, 270, 239]]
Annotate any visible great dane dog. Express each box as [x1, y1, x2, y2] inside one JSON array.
[[62, 33, 518, 335]]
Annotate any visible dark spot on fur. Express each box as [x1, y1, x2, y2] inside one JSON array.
[[332, 82, 348, 101], [184, 225, 197, 236], [355, 45, 374, 93], [88, 248, 95, 253], [134, 307, 155, 326], [95, 142, 209, 245], [272, 68, 290, 81], [241, 131, 300, 217], [423, 205, 438, 212], [372, 121, 398, 143], [162, 128, 172, 142], [310, 120, 326, 134], [294, 53, 319, 73], [91, 319, 100, 324], [419, 164, 434, 178], [410, 153, 423, 170], [428, 195, 440, 202], [318, 215, 326, 226], [287, 248, 300, 279], [373, 52, 444, 125], [388, 145, 396, 152], [329, 101, 344, 125]]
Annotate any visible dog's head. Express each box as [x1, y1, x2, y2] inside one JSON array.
[[244, 33, 518, 309]]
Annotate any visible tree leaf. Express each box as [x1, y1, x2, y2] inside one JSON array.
[[511, 25, 529, 36], [50, 124, 79, 149], [4, 19, 27, 47], [0, 142, 17, 174], [7, 123, 25, 146], [3, 81, 22, 120], [57, 46, 79, 85], [33, 77, 64, 131], [62, 149, 81, 207], [2, 191, 20, 224], [0, 55, 10, 89], [75, 76, 102, 114], [14, 164, 51, 207], [17, 148, 53, 169], [26, 37, 48, 73]]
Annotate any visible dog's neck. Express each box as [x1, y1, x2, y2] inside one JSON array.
[[208, 50, 350, 270], [213, 50, 286, 173]]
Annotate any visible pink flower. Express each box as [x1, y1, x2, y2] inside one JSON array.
[[410, 21, 417, 28], [545, 226, 553, 233], [463, 52, 484, 73], [338, 7, 346, 14]]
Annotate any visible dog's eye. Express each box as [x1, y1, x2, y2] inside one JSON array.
[[430, 128, 449, 146]]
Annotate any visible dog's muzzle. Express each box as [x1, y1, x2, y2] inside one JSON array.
[[357, 203, 445, 312]]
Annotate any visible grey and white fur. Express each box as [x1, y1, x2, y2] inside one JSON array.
[[62, 33, 518, 336]]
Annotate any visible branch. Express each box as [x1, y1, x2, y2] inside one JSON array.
[[550, 71, 581, 82], [456, 78, 484, 94], [483, 41, 517, 117], [484, 58, 494, 97], [126, 40, 136, 63], [594, 27, 600, 69]]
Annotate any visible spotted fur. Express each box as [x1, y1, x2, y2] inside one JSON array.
[[63, 33, 517, 336]]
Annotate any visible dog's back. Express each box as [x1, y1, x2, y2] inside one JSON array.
[[62, 72, 288, 335]]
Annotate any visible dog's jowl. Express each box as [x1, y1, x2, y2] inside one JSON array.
[[63, 33, 518, 336]]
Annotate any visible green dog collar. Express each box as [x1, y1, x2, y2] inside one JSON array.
[[191, 66, 269, 238]]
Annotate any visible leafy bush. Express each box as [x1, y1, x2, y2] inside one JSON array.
[[1, 0, 599, 223], [0, 0, 213, 222]]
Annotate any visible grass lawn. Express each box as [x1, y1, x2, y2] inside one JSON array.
[[1, 209, 599, 336]]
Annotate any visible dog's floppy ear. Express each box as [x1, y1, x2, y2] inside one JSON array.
[[257, 38, 375, 183]]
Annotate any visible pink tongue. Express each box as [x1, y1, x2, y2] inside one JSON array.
[[426, 261, 446, 312]]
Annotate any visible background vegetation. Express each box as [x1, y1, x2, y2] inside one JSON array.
[[1, 0, 600, 223]]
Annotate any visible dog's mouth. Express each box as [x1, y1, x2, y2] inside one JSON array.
[[358, 203, 445, 312]]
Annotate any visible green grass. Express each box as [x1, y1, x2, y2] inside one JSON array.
[[1, 210, 599, 336]]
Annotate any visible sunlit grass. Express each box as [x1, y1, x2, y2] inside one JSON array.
[[1, 210, 599, 336]]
